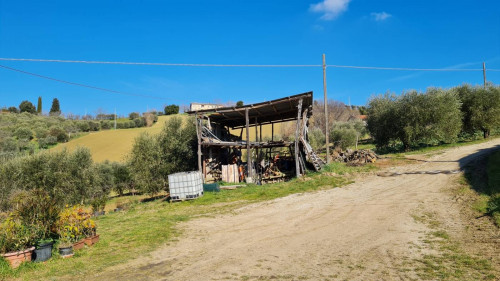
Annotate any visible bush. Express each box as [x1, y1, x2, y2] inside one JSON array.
[[133, 118, 145, 128], [49, 126, 69, 142], [13, 127, 33, 141], [34, 127, 49, 139], [88, 121, 100, 131], [0, 148, 97, 211], [367, 88, 462, 150], [128, 117, 197, 195], [128, 133, 163, 195], [38, 136, 58, 149], [308, 127, 325, 151], [7, 107, 18, 113], [77, 121, 90, 132], [100, 120, 112, 130], [129, 112, 140, 120], [112, 162, 132, 196], [9, 189, 60, 241], [19, 101, 36, 114], [164, 104, 179, 115], [0, 137, 17, 152], [331, 128, 358, 150], [0, 216, 36, 253], [143, 113, 158, 127]]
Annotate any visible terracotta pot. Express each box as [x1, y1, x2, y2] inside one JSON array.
[[73, 239, 85, 250], [1, 247, 35, 268], [84, 234, 99, 246]]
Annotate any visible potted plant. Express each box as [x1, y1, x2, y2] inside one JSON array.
[[57, 236, 74, 258], [0, 217, 36, 268], [56, 206, 82, 257], [33, 237, 54, 262], [91, 198, 107, 217], [8, 189, 60, 263], [82, 218, 99, 246]]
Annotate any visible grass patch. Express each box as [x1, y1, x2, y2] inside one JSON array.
[[0, 162, 374, 280], [412, 213, 496, 280], [486, 150, 500, 225]]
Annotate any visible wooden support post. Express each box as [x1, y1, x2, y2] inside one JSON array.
[[195, 113, 202, 175], [271, 123, 274, 142], [255, 118, 258, 142], [255, 118, 259, 182], [260, 125, 262, 142], [245, 108, 252, 181], [295, 99, 303, 177]]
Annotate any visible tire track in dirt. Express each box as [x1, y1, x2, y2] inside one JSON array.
[[91, 139, 500, 281]]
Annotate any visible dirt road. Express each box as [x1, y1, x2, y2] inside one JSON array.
[[95, 139, 500, 280]]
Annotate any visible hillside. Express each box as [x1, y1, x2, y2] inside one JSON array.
[[51, 115, 179, 162], [52, 114, 288, 163]]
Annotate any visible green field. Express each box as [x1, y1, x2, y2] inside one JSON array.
[[51, 115, 179, 163]]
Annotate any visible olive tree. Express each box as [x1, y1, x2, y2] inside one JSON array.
[[128, 116, 197, 196], [455, 84, 500, 138]]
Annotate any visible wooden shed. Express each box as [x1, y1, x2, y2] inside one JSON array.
[[187, 92, 324, 184]]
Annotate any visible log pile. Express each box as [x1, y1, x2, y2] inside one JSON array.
[[332, 149, 378, 165]]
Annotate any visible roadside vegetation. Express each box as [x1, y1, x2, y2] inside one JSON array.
[[411, 212, 496, 280], [486, 151, 500, 225], [0, 162, 374, 280], [0, 82, 498, 278]]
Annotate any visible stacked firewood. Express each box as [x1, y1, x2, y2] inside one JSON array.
[[332, 149, 378, 165]]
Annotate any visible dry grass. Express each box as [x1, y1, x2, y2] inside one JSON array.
[[51, 114, 292, 163], [50, 115, 182, 163]]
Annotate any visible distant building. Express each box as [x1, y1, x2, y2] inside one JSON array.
[[190, 103, 223, 112]]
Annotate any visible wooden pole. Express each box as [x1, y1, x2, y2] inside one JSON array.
[[195, 113, 202, 174], [255, 118, 259, 181], [271, 123, 274, 142], [323, 54, 330, 164], [295, 99, 303, 177], [245, 108, 252, 181], [483, 62, 487, 88]]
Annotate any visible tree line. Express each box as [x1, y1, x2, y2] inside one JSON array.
[[0, 116, 196, 212], [367, 84, 500, 151]]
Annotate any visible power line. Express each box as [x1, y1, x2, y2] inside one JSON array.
[[1, 57, 499, 71], [0, 58, 320, 68], [0, 64, 167, 100]]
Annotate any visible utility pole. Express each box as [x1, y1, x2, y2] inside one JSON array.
[[483, 62, 487, 88], [114, 108, 117, 130], [323, 54, 330, 164]]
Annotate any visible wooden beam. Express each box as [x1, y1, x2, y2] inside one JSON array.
[[195, 113, 202, 175], [245, 108, 252, 181], [271, 123, 274, 142], [295, 99, 303, 178]]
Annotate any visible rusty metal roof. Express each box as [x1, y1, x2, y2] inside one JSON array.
[[187, 91, 313, 128]]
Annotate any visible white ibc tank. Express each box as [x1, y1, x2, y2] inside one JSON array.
[[168, 171, 204, 201]]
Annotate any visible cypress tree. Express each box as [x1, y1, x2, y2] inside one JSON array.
[[50, 98, 61, 115], [37, 96, 42, 114]]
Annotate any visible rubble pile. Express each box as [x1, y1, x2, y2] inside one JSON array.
[[332, 149, 378, 165]]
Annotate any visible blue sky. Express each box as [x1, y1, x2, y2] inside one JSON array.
[[1, 0, 499, 116]]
